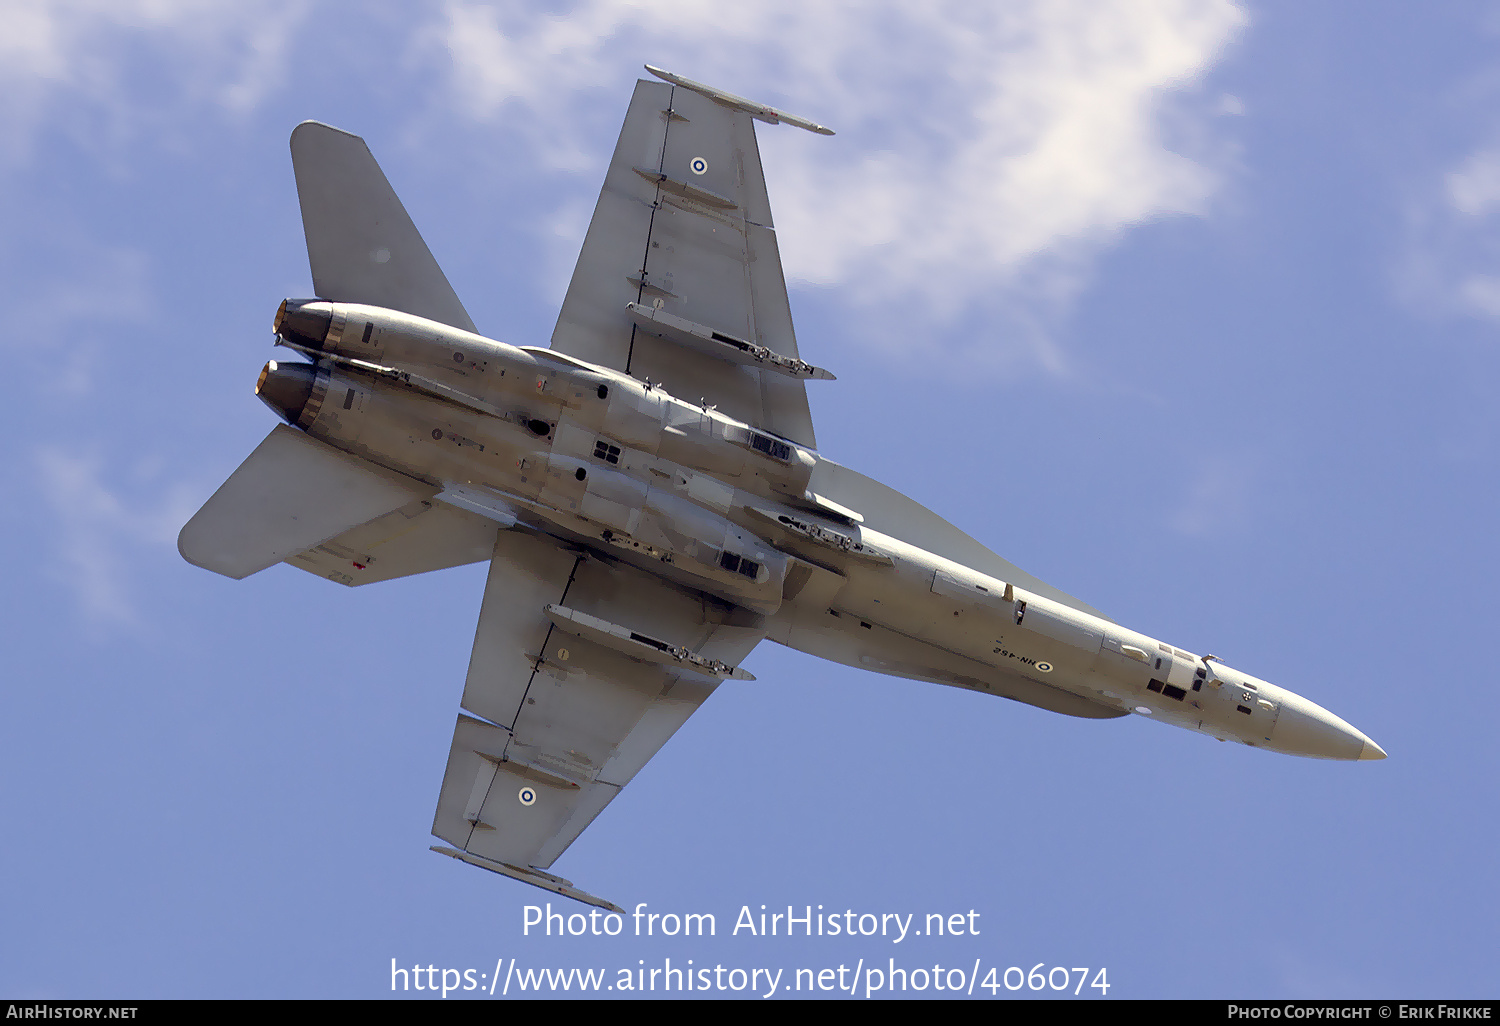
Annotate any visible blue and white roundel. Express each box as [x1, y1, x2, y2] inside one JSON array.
[[518, 787, 536, 807], [1036, 662, 1053, 673], [689, 156, 708, 175]]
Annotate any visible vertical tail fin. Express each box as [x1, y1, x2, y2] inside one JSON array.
[[290, 121, 476, 333]]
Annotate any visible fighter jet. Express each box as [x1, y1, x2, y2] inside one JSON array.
[[180, 66, 1385, 912]]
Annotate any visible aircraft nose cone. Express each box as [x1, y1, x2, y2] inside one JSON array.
[[1271, 690, 1384, 761]]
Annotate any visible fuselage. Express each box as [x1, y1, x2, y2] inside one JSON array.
[[264, 299, 1385, 762]]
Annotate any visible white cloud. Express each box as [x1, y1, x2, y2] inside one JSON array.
[[1446, 147, 1500, 217], [1397, 12, 1500, 330], [1402, 144, 1500, 324], [1456, 273, 1500, 318], [0, 1, 1249, 370], [431, 0, 1246, 368], [1434, 145, 1500, 322], [0, 0, 308, 162]]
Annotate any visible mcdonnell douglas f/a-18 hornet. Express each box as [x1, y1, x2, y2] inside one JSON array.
[[180, 66, 1385, 911]]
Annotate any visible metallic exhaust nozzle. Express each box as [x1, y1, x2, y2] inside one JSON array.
[[255, 359, 319, 424], [273, 298, 333, 349]]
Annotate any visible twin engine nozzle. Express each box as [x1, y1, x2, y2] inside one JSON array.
[[262, 299, 333, 424]]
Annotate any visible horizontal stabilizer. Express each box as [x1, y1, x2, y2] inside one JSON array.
[[285, 498, 497, 587], [179, 424, 433, 579], [290, 121, 477, 333]]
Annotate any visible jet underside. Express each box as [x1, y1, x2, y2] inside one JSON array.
[[179, 69, 1384, 911]]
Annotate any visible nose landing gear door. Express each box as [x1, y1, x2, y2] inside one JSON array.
[[1149, 647, 1197, 704], [1162, 649, 1198, 692]]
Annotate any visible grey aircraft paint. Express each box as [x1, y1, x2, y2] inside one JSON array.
[[179, 68, 1384, 912]]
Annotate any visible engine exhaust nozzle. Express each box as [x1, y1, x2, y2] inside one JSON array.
[[256, 360, 319, 425], [273, 299, 333, 349]]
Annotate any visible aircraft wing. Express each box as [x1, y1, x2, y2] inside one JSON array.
[[431, 529, 764, 908], [549, 76, 827, 450]]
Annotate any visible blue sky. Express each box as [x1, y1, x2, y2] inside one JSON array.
[[3, 0, 1497, 999]]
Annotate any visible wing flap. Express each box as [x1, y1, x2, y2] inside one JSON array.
[[178, 424, 433, 580], [460, 530, 582, 729]]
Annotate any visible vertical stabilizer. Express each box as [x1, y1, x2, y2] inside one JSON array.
[[290, 121, 477, 333]]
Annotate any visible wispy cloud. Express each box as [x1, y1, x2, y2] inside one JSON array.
[[1396, 14, 1500, 330], [0, 232, 152, 403], [1169, 452, 1258, 537], [0, 0, 309, 164], [1431, 145, 1500, 319], [430, 0, 1247, 369], [35, 447, 199, 624]]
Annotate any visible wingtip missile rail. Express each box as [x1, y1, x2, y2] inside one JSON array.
[[644, 64, 836, 136]]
